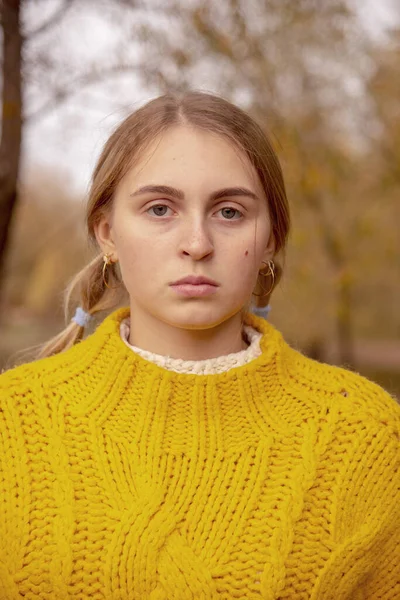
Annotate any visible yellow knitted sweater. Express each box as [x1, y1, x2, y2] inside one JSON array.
[[0, 308, 399, 600]]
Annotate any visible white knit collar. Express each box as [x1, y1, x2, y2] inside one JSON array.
[[119, 317, 263, 375]]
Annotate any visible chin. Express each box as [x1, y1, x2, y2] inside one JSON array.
[[160, 305, 242, 331]]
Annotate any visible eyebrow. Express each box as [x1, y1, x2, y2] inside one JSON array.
[[130, 185, 259, 202]]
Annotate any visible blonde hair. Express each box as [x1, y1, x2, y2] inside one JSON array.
[[37, 91, 290, 358]]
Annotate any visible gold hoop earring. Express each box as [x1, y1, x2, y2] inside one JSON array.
[[253, 260, 275, 298], [102, 254, 120, 289]]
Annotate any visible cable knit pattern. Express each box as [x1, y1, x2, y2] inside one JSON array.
[[0, 307, 399, 600], [120, 317, 263, 374]]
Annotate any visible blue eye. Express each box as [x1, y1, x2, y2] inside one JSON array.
[[147, 204, 171, 217], [146, 204, 243, 219], [220, 207, 242, 220]]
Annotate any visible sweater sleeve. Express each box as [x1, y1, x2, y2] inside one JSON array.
[[318, 384, 400, 599], [363, 521, 399, 599], [300, 364, 400, 600], [358, 396, 400, 598], [0, 369, 32, 599]]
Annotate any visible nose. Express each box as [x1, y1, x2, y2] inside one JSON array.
[[178, 218, 214, 260]]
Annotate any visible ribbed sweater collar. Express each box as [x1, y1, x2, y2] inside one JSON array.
[[71, 307, 284, 382], [58, 309, 297, 440], [42, 308, 319, 443]]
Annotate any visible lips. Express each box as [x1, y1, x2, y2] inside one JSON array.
[[171, 275, 218, 286]]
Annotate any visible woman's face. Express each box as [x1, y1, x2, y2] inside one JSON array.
[[95, 125, 274, 331]]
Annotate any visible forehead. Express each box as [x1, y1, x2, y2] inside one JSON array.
[[123, 125, 261, 190]]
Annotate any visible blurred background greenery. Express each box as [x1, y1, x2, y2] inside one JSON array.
[[0, 0, 399, 397]]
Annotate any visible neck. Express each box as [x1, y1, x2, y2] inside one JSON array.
[[128, 305, 248, 360]]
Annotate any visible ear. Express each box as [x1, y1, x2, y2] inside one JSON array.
[[93, 214, 118, 260], [261, 232, 276, 264]]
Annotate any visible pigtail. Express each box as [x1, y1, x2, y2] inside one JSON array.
[[35, 254, 123, 359]]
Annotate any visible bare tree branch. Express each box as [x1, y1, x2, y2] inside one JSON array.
[[25, 0, 74, 38], [24, 62, 154, 122]]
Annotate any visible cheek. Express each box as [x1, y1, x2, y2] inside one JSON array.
[[240, 245, 258, 264], [230, 249, 258, 281], [236, 246, 262, 282], [113, 220, 145, 257], [112, 230, 141, 275], [115, 229, 165, 279]]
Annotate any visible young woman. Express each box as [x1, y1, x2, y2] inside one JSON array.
[[1, 92, 399, 599]]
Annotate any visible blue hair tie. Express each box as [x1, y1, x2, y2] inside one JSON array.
[[72, 307, 92, 328], [251, 304, 271, 319]]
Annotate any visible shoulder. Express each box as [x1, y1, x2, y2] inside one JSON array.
[[1, 349, 67, 388], [0, 335, 92, 408], [0, 359, 42, 397], [249, 314, 398, 425], [0, 309, 129, 411], [280, 342, 400, 431], [0, 354, 64, 421], [0, 341, 96, 436]]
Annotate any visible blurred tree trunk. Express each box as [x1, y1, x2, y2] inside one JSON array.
[[336, 270, 354, 368], [309, 197, 355, 368], [0, 0, 22, 295], [306, 190, 355, 368]]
